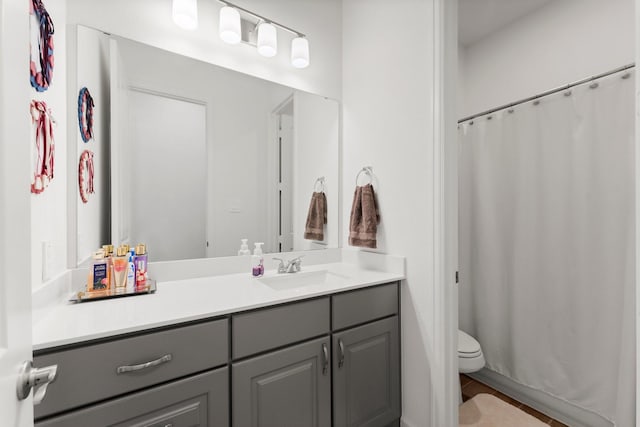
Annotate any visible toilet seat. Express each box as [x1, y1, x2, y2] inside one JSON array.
[[458, 330, 481, 357]]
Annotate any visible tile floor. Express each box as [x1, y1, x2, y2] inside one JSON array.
[[460, 374, 569, 427]]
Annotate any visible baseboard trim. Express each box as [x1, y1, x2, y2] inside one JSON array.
[[470, 369, 613, 427]]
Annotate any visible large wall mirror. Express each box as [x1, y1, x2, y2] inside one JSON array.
[[74, 25, 339, 264]]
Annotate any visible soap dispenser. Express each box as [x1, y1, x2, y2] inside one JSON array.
[[251, 242, 264, 277], [238, 238, 251, 256]]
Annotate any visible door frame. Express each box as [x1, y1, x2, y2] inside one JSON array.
[[434, 0, 459, 425], [635, 1, 640, 424], [267, 95, 294, 254]]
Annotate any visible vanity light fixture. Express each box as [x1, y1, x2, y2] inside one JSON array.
[[172, 0, 198, 30], [216, 0, 310, 68], [291, 36, 309, 68], [257, 22, 277, 57], [219, 5, 241, 44]]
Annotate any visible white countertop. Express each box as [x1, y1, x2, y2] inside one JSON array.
[[33, 254, 405, 351]]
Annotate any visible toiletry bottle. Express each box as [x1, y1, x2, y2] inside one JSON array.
[[126, 249, 136, 292], [112, 246, 129, 292], [238, 238, 251, 256], [251, 242, 264, 277], [102, 244, 114, 288], [87, 250, 109, 292], [134, 243, 148, 289]]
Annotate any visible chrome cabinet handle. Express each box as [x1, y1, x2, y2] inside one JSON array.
[[117, 354, 172, 374], [321, 343, 329, 375], [338, 339, 345, 368]]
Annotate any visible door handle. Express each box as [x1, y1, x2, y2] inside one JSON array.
[[16, 361, 58, 405], [321, 343, 329, 375], [338, 339, 345, 368]]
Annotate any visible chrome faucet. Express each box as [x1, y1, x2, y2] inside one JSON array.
[[273, 256, 304, 273]]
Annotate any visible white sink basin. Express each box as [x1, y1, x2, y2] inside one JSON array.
[[258, 270, 350, 291]]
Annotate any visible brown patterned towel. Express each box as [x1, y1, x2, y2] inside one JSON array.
[[304, 192, 327, 240], [349, 184, 380, 248]]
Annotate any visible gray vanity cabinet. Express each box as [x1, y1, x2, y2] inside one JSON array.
[[34, 318, 229, 426], [232, 337, 332, 427], [33, 282, 400, 427], [332, 317, 400, 427], [331, 282, 401, 427], [36, 367, 228, 427]]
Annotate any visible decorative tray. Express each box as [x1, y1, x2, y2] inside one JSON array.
[[69, 279, 157, 303]]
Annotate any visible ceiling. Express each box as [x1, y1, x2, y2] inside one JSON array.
[[458, 0, 555, 46]]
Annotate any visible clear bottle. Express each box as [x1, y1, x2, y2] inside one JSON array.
[[251, 242, 264, 277], [238, 238, 251, 256], [112, 246, 129, 292], [87, 250, 109, 292]]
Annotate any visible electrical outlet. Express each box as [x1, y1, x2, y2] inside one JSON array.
[[42, 241, 54, 281]]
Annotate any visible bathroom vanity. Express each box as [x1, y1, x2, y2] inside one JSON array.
[[32, 255, 404, 427]]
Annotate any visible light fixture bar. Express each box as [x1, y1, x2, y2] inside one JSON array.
[[217, 0, 305, 38]]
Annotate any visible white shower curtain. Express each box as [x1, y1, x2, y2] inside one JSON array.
[[459, 71, 635, 426]]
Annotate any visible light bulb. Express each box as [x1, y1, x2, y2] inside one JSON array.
[[257, 23, 277, 57], [172, 0, 198, 30], [291, 37, 309, 68], [219, 6, 241, 44]]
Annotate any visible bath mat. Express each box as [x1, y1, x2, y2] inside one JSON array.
[[459, 393, 548, 427]]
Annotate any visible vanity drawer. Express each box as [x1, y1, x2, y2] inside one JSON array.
[[36, 367, 228, 427], [332, 282, 398, 330], [34, 318, 228, 419], [233, 297, 330, 359]]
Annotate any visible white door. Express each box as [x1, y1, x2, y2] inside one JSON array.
[[127, 89, 207, 262], [1, 0, 34, 425]]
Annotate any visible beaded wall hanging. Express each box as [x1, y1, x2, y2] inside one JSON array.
[[77, 87, 94, 142], [30, 100, 55, 194], [29, 0, 54, 92], [78, 149, 95, 203]]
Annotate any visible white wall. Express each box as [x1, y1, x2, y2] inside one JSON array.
[[66, 0, 342, 101], [31, 0, 67, 288], [460, 0, 635, 118], [342, 1, 437, 425], [292, 91, 340, 251]]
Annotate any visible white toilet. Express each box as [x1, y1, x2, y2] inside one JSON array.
[[458, 329, 485, 373], [457, 329, 485, 403]]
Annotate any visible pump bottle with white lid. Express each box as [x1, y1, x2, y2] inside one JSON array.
[[238, 238, 251, 256], [251, 242, 264, 277]]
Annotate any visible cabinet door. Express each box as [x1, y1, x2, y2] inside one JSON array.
[[36, 368, 228, 427], [233, 337, 331, 427], [333, 316, 400, 427]]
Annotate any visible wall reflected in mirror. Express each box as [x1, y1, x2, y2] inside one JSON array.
[[75, 26, 339, 264]]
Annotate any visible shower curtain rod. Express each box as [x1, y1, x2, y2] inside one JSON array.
[[458, 63, 635, 123]]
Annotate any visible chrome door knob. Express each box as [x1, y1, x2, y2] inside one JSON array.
[[16, 360, 58, 404]]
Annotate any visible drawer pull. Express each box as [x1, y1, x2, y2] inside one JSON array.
[[321, 343, 329, 375], [338, 339, 345, 368], [117, 354, 173, 374]]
